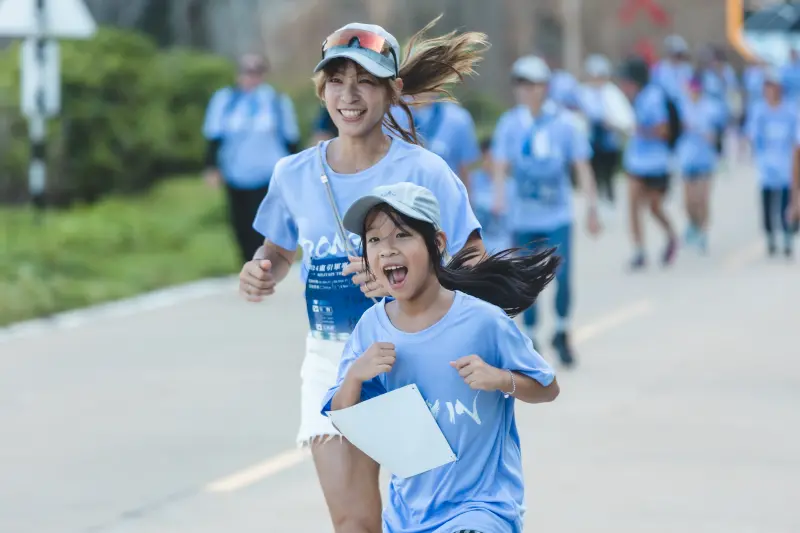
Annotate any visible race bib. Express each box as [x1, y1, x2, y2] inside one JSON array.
[[515, 159, 564, 205], [305, 256, 374, 341]]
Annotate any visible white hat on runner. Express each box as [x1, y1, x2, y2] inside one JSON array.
[[314, 22, 401, 79], [511, 55, 551, 83]]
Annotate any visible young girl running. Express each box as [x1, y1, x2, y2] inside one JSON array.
[[676, 76, 724, 252], [323, 182, 560, 533], [237, 20, 489, 533]]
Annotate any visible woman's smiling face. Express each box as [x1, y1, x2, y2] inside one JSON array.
[[323, 60, 391, 139]]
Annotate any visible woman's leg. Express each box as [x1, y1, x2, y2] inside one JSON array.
[[627, 175, 646, 268], [300, 337, 382, 533], [645, 179, 677, 265], [312, 439, 382, 533], [762, 187, 776, 255]]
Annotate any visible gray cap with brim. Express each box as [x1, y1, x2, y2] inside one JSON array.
[[343, 182, 442, 235]]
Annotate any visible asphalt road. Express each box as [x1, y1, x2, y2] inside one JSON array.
[[1, 164, 798, 533]]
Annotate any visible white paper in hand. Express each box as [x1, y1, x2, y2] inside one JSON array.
[[327, 384, 456, 479]]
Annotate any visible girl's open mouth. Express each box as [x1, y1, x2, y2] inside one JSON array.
[[383, 265, 408, 289]]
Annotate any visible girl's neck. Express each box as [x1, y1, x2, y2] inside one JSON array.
[[328, 128, 391, 174], [390, 279, 453, 332]]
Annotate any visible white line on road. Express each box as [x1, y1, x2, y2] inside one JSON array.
[[203, 299, 657, 494], [722, 240, 764, 271], [573, 299, 654, 345], [205, 448, 311, 493]]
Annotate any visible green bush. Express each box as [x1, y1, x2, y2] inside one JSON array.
[[0, 27, 235, 205], [0, 177, 239, 327]]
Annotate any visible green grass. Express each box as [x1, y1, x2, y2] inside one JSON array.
[[0, 177, 241, 327]]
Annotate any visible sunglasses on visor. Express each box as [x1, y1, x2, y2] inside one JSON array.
[[321, 29, 399, 77]]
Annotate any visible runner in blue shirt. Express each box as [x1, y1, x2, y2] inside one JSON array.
[[619, 56, 679, 270], [202, 53, 300, 263], [323, 182, 560, 533], [677, 76, 724, 253], [491, 55, 601, 367], [745, 70, 798, 258], [236, 19, 489, 533]]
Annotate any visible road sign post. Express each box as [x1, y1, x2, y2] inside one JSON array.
[[0, 0, 96, 213]]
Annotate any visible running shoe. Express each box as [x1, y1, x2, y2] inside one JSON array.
[[552, 332, 575, 367], [662, 237, 678, 265], [629, 252, 646, 271]]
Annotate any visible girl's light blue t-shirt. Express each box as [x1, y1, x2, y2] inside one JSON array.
[[252, 139, 482, 338], [322, 291, 555, 533]]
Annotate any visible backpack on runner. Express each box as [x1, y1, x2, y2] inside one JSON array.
[[664, 94, 683, 151]]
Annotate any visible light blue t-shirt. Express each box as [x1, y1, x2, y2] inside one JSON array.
[[701, 65, 738, 123], [202, 84, 300, 189], [469, 168, 514, 252], [493, 102, 592, 232], [676, 95, 722, 175], [623, 84, 671, 178], [743, 66, 765, 111], [780, 60, 800, 104], [745, 100, 799, 190], [321, 291, 556, 533], [650, 60, 694, 101], [389, 102, 481, 174], [252, 138, 482, 340]]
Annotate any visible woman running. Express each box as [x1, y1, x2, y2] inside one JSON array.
[[237, 20, 488, 533], [492, 55, 601, 366], [744, 71, 797, 258], [619, 56, 678, 270], [324, 182, 560, 533], [676, 76, 724, 252]]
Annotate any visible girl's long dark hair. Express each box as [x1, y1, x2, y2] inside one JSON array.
[[361, 205, 561, 317]]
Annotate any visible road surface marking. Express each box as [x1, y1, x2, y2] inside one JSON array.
[[203, 299, 657, 494], [722, 240, 763, 271], [574, 299, 654, 345], [205, 448, 311, 493]]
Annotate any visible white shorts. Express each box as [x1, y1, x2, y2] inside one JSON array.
[[296, 334, 347, 447]]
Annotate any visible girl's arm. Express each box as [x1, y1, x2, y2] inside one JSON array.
[[451, 353, 559, 405], [330, 377, 365, 411], [498, 371, 560, 404]]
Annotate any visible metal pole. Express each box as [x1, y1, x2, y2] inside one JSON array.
[[562, 0, 583, 75], [29, 0, 47, 213]]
